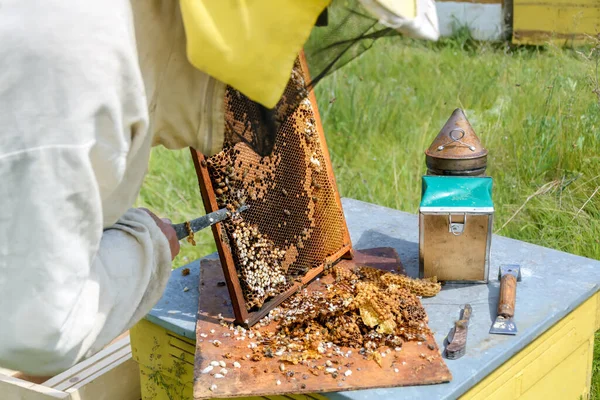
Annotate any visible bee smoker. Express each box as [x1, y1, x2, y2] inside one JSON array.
[[418, 109, 494, 283]]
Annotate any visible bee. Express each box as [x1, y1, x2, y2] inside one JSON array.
[[201, 159, 207, 167], [312, 196, 319, 203], [283, 209, 291, 216], [282, 189, 288, 196]]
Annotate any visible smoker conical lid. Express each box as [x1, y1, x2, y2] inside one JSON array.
[[425, 109, 488, 160]]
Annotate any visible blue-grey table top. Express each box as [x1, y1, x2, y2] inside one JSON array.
[[146, 198, 600, 399]]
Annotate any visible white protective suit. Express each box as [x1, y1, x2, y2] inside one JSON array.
[[0, 0, 225, 375]]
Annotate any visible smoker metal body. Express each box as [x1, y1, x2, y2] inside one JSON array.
[[419, 176, 494, 283]]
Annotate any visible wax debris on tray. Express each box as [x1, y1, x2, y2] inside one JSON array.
[[199, 265, 442, 387], [252, 265, 441, 358]]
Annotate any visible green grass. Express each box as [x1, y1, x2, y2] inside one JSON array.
[[135, 33, 600, 396]]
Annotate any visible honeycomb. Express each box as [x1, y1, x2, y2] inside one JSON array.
[[205, 57, 349, 311], [357, 266, 442, 297], [250, 265, 439, 363]]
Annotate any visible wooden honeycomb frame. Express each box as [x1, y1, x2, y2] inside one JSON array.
[[190, 51, 353, 326]]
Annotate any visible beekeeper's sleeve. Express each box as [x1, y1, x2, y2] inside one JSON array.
[[358, 0, 440, 41], [0, 0, 175, 376]]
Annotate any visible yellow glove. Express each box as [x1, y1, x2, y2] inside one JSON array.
[[179, 0, 330, 109]]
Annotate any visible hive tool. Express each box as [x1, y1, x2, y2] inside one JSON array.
[[172, 204, 249, 240], [446, 304, 473, 360], [490, 264, 521, 335]]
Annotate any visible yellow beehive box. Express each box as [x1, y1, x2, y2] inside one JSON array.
[[513, 0, 600, 45]]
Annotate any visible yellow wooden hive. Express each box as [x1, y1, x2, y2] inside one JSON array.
[[513, 0, 600, 45]]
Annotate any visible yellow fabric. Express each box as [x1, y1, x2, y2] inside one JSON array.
[[179, 0, 330, 109]]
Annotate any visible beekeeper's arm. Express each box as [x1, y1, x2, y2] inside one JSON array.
[[0, 0, 180, 376]]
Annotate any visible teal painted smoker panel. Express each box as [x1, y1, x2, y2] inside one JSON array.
[[420, 176, 493, 209]]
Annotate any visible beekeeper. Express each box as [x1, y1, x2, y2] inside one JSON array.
[[0, 0, 438, 377]]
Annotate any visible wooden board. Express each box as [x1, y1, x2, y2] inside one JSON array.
[[192, 248, 451, 399], [0, 335, 140, 400]]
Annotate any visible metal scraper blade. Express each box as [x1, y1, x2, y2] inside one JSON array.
[[172, 204, 249, 240], [489, 315, 517, 335]]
